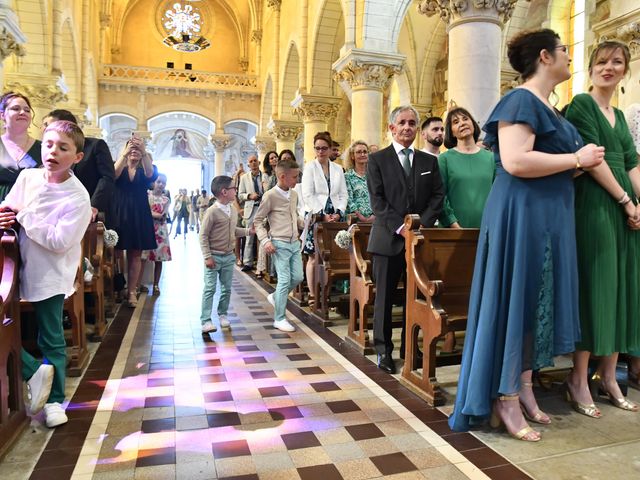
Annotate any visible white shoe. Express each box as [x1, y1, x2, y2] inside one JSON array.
[[26, 364, 54, 415], [267, 293, 275, 307], [273, 319, 295, 332], [219, 315, 230, 329], [201, 320, 217, 333], [43, 402, 68, 428]]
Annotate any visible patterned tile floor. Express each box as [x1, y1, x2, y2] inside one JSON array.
[[7, 235, 639, 479]]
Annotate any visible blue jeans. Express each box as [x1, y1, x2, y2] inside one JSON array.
[[271, 240, 304, 321], [200, 253, 235, 324]]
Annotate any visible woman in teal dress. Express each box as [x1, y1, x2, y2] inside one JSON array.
[[0, 92, 41, 200], [439, 106, 494, 228], [448, 29, 605, 442], [564, 40, 640, 416], [345, 140, 375, 223]]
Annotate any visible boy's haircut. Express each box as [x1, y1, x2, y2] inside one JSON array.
[[211, 175, 233, 196], [421, 116, 443, 130], [44, 120, 85, 152], [276, 158, 300, 174], [46, 109, 78, 124]]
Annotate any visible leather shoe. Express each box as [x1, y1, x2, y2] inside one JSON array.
[[241, 265, 253, 272], [377, 354, 396, 374]]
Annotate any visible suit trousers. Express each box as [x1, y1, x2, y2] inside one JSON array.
[[372, 251, 406, 355]]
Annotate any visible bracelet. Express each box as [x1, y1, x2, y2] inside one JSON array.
[[622, 197, 632, 206], [574, 152, 581, 169], [618, 191, 630, 204]]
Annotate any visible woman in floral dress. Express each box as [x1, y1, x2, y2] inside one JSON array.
[[142, 173, 172, 295], [344, 140, 375, 223]]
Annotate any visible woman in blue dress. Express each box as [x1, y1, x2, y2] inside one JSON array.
[[448, 29, 605, 441]]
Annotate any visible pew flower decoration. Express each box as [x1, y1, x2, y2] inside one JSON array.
[[104, 229, 119, 248], [334, 229, 352, 249]]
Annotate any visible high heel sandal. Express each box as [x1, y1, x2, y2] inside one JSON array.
[[489, 394, 541, 442], [127, 292, 138, 308], [563, 382, 601, 418], [591, 373, 638, 412], [519, 382, 551, 425]]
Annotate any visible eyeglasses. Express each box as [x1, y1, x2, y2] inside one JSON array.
[[314, 146, 329, 152], [555, 45, 568, 53], [354, 150, 369, 155]]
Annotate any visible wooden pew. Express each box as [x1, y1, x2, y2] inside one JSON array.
[[20, 251, 89, 377], [311, 221, 350, 324], [102, 243, 116, 316], [0, 230, 28, 458], [400, 214, 479, 406], [82, 221, 106, 340]]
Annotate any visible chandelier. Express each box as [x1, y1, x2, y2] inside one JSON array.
[[162, 2, 210, 52]]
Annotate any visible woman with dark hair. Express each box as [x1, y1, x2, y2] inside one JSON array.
[[448, 29, 604, 441], [565, 40, 640, 415], [439, 107, 494, 229], [0, 91, 41, 200], [262, 150, 278, 192]]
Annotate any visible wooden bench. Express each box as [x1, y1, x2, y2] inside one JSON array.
[[20, 251, 89, 377], [102, 242, 116, 316], [400, 215, 479, 406], [311, 221, 350, 324], [82, 221, 106, 340], [0, 230, 28, 458]]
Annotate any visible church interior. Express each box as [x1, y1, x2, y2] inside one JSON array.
[[0, 0, 639, 479]]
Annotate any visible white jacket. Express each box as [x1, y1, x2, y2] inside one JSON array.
[[238, 170, 265, 219], [301, 159, 348, 214]]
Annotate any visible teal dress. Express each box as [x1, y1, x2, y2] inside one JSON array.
[[438, 148, 495, 227], [449, 89, 583, 431], [565, 93, 640, 355], [345, 169, 373, 218]]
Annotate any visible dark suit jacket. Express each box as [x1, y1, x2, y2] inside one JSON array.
[[366, 144, 444, 256], [73, 137, 115, 213]]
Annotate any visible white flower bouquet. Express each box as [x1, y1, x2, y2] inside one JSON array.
[[334, 229, 352, 249], [104, 229, 119, 248]]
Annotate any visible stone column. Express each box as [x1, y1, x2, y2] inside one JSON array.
[[333, 50, 404, 148], [418, 0, 518, 126], [210, 134, 231, 177], [0, 1, 26, 87], [267, 119, 303, 154], [52, 1, 63, 74], [254, 136, 276, 164], [291, 94, 340, 163], [267, 0, 282, 118]]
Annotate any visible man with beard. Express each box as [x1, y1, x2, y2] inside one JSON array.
[[420, 117, 444, 157]]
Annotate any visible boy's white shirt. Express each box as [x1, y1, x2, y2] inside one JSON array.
[[2, 168, 91, 302]]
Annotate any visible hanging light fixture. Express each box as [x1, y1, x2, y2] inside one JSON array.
[[162, 1, 210, 52]]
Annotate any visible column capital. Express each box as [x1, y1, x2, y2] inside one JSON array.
[[251, 29, 262, 44], [5, 75, 68, 107], [239, 57, 249, 72], [210, 134, 231, 151], [254, 136, 276, 153], [99, 12, 111, 28], [291, 94, 341, 122], [417, 0, 518, 27], [596, 18, 640, 58], [333, 49, 404, 91], [267, 0, 282, 12], [0, 26, 25, 61], [267, 119, 303, 142], [0, 3, 26, 62]]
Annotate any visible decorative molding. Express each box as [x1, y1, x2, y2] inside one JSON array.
[[254, 136, 276, 153], [99, 13, 111, 29], [210, 134, 231, 151], [0, 26, 25, 60], [239, 57, 249, 73], [417, 0, 518, 25], [251, 29, 262, 44], [5, 81, 67, 106], [594, 10, 640, 59], [267, 0, 282, 12], [291, 94, 341, 122], [267, 119, 303, 142]]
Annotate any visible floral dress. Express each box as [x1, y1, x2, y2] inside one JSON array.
[[142, 192, 172, 262], [345, 169, 373, 218]]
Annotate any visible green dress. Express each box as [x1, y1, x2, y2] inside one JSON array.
[[437, 148, 495, 227], [565, 93, 640, 355], [345, 169, 373, 217]]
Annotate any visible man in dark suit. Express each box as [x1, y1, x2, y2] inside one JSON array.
[[43, 110, 115, 222], [367, 105, 444, 374]]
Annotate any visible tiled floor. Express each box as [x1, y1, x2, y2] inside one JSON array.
[[3, 235, 639, 479]]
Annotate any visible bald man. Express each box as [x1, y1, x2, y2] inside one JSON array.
[[237, 154, 265, 270]]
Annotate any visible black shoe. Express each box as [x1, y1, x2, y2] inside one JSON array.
[[399, 348, 423, 362], [377, 353, 396, 374], [241, 265, 252, 272]]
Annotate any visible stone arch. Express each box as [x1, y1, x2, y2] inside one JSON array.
[[144, 103, 217, 125], [280, 42, 300, 120], [361, 0, 413, 53], [260, 75, 273, 134], [309, 0, 345, 96]]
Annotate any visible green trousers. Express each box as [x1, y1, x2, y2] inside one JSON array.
[[21, 295, 66, 404]]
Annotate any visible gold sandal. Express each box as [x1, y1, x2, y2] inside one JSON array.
[[563, 382, 601, 418], [519, 382, 551, 425], [490, 394, 541, 442], [591, 374, 638, 412]]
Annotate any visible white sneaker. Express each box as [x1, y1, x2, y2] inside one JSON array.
[[273, 319, 295, 332], [267, 293, 275, 307], [26, 364, 54, 415], [43, 402, 68, 428], [219, 315, 230, 329], [201, 320, 217, 333]]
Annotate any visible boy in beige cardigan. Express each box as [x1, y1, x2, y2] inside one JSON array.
[[199, 175, 252, 334], [253, 158, 304, 332]]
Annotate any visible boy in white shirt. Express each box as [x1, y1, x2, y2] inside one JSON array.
[[0, 120, 91, 427]]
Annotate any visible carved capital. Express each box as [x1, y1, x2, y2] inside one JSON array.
[[210, 134, 230, 151], [239, 57, 249, 72], [291, 94, 341, 122], [600, 22, 640, 58], [5, 82, 68, 106], [251, 29, 262, 44], [417, 0, 518, 25], [99, 12, 111, 28], [267, 0, 282, 12], [267, 120, 303, 142], [254, 136, 276, 153], [0, 27, 25, 61], [334, 61, 402, 91]]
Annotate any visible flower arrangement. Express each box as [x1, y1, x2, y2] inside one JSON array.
[[334, 229, 352, 249], [104, 229, 119, 248]]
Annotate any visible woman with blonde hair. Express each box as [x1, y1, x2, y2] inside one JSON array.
[[344, 140, 374, 223]]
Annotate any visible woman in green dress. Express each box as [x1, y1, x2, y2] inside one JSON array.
[[439, 107, 495, 228], [344, 140, 375, 223], [565, 40, 640, 416]]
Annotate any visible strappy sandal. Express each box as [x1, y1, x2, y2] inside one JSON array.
[[519, 382, 551, 424], [127, 292, 138, 308], [563, 382, 601, 418], [490, 394, 541, 442], [591, 373, 638, 412]]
